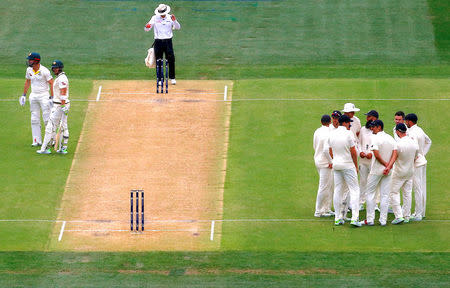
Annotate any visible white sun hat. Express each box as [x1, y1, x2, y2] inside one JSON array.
[[342, 103, 360, 112], [155, 4, 170, 15]]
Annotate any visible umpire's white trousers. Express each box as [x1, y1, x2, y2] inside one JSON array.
[[413, 165, 427, 218], [390, 176, 413, 219], [314, 167, 333, 215], [29, 92, 51, 145], [333, 168, 360, 221], [359, 163, 370, 205], [366, 174, 391, 224]]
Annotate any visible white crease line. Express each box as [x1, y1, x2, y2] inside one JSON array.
[[58, 221, 66, 242], [66, 229, 209, 232], [1, 98, 449, 102], [96, 85, 102, 102], [224, 85, 228, 101], [100, 92, 222, 95], [210, 220, 215, 241]]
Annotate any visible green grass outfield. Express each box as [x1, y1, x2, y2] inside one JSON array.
[[1, 0, 449, 286]]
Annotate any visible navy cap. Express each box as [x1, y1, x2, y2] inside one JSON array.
[[331, 110, 342, 118], [364, 110, 379, 118], [395, 123, 407, 133], [321, 114, 331, 123], [338, 114, 353, 124], [371, 119, 384, 129]]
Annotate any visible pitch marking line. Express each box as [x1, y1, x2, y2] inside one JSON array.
[[58, 221, 66, 242], [96, 85, 102, 102], [210, 220, 215, 241]]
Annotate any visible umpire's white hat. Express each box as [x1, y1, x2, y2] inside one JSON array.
[[342, 103, 360, 112], [155, 4, 171, 15]]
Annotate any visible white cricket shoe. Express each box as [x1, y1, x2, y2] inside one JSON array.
[[56, 148, 68, 155], [361, 219, 374, 226], [37, 149, 51, 154], [170, 79, 176, 85], [31, 142, 42, 147], [350, 220, 362, 227]]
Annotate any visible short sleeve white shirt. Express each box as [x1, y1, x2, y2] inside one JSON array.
[[408, 124, 432, 167], [392, 136, 418, 179], [53, 72, 69, 103], [147, 15, 180, 39], [358, 126, 373, 166], [313, 125, 331, 168], [370, 131, 397, 175], [25, 65, 52, 95], [328, 126, 355, 170]]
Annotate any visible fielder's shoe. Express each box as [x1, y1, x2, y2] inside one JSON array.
[[379, 221, 387, 227], [361, 219, 374, 226], [404, 217, 410, 223], [350, 220, 362, 227], [56, 148, 68, 155], [321, 212, 334, 217], [334, 219, 345, 226], [327, 210, 335, 216], [411, 215, 422, 222], [314, 213, 321, 218], [391, 218, 404, 225], [31, 142, 42, 147], [344, 217, 351, 222], [170, 79, 176, 85], [37, 149, 51, 154]]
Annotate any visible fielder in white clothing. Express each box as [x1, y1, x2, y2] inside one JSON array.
[[313, 115, 334, 217], [20, 52, 53, 146], [327, 115, 361, 227], [363, 120, 397, 226], [385, 123, 419, 223], [37, 60, 70, 155], [393, 111, 408, 141], [405, 113, 432, 221]]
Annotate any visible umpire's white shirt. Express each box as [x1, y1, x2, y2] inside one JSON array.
[[350, 115, 361, 139], [328, 126, 355, 170], [53, 72, 69, 103], [392, 136, 418, 179], [370, 131, 397, 175], [147, 15, 180, 39], [26, 66, 52, 95], [408, 124, 432, 167], [313, 125, 331, 168]]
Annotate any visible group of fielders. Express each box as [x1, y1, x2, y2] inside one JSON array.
[[313, 103, 431, 227]]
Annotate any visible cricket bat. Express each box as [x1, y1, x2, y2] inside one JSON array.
[[54, 114, 66, 151]]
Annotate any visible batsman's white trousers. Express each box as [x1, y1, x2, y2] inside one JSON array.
[[366, 174, 391, 224], [359, 163, 370, 205], [390, 176, 413, 219], [413, 165, 427, 218], [333, 168, 360, 221], [315, 167, 333, 215], [29, 92, 51, 144]]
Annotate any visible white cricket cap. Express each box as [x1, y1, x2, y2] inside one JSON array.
[[342, 103, 360, 112], [155, 4, 170, 15]]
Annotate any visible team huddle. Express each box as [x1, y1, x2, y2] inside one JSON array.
[[20, 52, 70, 155], [313, 103, 431, 227]]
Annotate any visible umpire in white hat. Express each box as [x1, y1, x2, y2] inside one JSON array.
[[144, 4, 181, 84]]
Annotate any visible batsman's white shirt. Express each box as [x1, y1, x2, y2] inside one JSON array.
[[370, 131, 397, 175], [313, 125, 331, 168], [26, 66, 52, 95], [392, 136, 418, 179], [328, 126, 355, 170], [146, 15, 180, 39], [53, 73, 70, 103], [408, 124, 431, 167]]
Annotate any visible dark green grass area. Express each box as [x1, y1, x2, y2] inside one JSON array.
[[0, 252, 448, 287], [223, 79, 449, 251], [427, 0, 450, 62], [0, 79, 91, 250], [0, 0, 448, 79]]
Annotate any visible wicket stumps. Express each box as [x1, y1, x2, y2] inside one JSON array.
[[156, 59, 168, 94], [130, 189, 144, 232]]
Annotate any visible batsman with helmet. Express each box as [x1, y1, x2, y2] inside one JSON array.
[[37, 60, 70, 155], [21, 52, 53, 146]]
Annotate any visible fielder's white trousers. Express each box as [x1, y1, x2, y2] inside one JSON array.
[[333, 168, 360, 221], [413, 165, 427, 218], [366, 174, 391, 224], [29, 92, 51, 145], [390, 176, 413, 219], [314, 167, 333, 215], [359, 163, 370, 205]]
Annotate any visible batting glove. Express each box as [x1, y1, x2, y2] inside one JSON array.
[[19, 94, 26, 106], [61, 105, 69, 115]]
